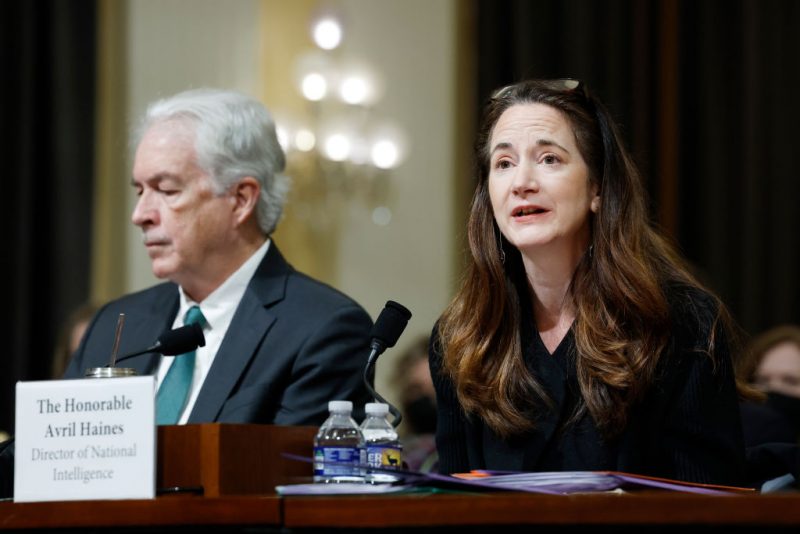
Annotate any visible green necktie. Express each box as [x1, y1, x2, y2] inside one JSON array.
[[155, 306, 205, 425]]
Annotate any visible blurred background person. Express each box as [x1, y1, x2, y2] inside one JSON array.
[[0, 304, 98, 442], [739, 325, 800, 447], [393, 335, 438, 472], [51, 302, 98, 379], [750, 326, 800, 400]]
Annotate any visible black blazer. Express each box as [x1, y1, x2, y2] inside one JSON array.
[[64, 243, 373, 426], [431, 285, 747, 487]]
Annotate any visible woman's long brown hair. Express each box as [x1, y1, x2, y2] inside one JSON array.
[[438, 80, 735, 439]]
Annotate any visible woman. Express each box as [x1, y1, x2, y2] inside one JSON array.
[[739, 325, 800, 447], [431, 79, 746, 486], [741, 325, 800, 399]]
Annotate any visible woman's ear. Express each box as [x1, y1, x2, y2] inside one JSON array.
[[590, 195, 600, 213], [591, 195, 600, 213]]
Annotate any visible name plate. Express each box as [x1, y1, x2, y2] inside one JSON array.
[[14, 376, 156, 502]]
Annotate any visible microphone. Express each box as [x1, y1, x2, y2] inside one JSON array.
[[363, 301, 412, 428], [110, 324, 206, 366], [368, 300, 412, 362]]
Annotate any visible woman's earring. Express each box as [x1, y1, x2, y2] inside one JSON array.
[[496, 227, 506, 264]]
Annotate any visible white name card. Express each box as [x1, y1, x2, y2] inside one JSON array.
[[14, 376, 156, 502]]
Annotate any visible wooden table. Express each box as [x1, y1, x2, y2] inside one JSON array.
[[283, 491, 800, 530], [0, 495, 280, 530], [0, 491, 799, 531]]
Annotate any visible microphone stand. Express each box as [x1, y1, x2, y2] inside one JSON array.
[[363, 345, 403, 428], [85, 315, 138, 377]]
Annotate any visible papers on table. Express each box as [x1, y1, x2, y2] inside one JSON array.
[[276, 483, 412, 495], [441, 470, 753, 495], [276, 454, 754, 496]]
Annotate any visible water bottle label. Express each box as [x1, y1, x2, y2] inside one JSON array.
[[313, 446, 363, 477], [365, 445, 402, 470]]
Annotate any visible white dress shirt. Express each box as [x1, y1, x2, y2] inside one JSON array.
[[155, 238, 271, 424]]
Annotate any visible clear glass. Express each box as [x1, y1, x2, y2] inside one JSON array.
[[84, 367, 137, 378]]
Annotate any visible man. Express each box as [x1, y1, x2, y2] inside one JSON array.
[[63, 88, 373, 425]]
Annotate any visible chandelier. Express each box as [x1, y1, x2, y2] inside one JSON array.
[[275, 13, 407, 231]]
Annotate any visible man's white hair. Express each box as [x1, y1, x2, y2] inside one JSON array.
[[138, 88, 290, 235]]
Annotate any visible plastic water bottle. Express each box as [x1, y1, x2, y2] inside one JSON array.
[[313, 400, 365, 483], [360, 402, 402, 483]]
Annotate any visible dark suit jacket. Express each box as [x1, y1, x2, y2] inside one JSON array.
[[64, 243, 373, 426], [431, 284, 747, 487]]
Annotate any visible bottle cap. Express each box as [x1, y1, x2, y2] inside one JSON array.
[[365, 402, 389, 415], [328, 400, 353, 413]]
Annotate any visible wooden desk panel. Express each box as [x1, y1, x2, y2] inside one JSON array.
[[158, 423, 316, 497], [0, 496, 280, 530], [2, 492, 799, 530], [282, 492, 800, 528]]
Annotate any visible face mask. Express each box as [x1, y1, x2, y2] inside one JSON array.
[[403, 396, 437, 435], [767, 392, 800, 428]]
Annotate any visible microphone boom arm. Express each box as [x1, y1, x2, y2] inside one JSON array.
[[106, 323, 206, 367], [363, 347, 403, 428]]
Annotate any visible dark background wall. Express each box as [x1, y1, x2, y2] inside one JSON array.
[[1, 0, 96, 434], [476, 0, 800, 335]]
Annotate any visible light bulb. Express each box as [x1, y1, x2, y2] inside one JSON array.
[[294, 129, 316, 152], [324, 134, 351, 161], [301, 73, 328, 101], [312, 18, 342, 50], [275, 124, 290, 151], [372, 206, 392, 226], [340, 76, 369, 105], [371, 140, 400, 169]]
